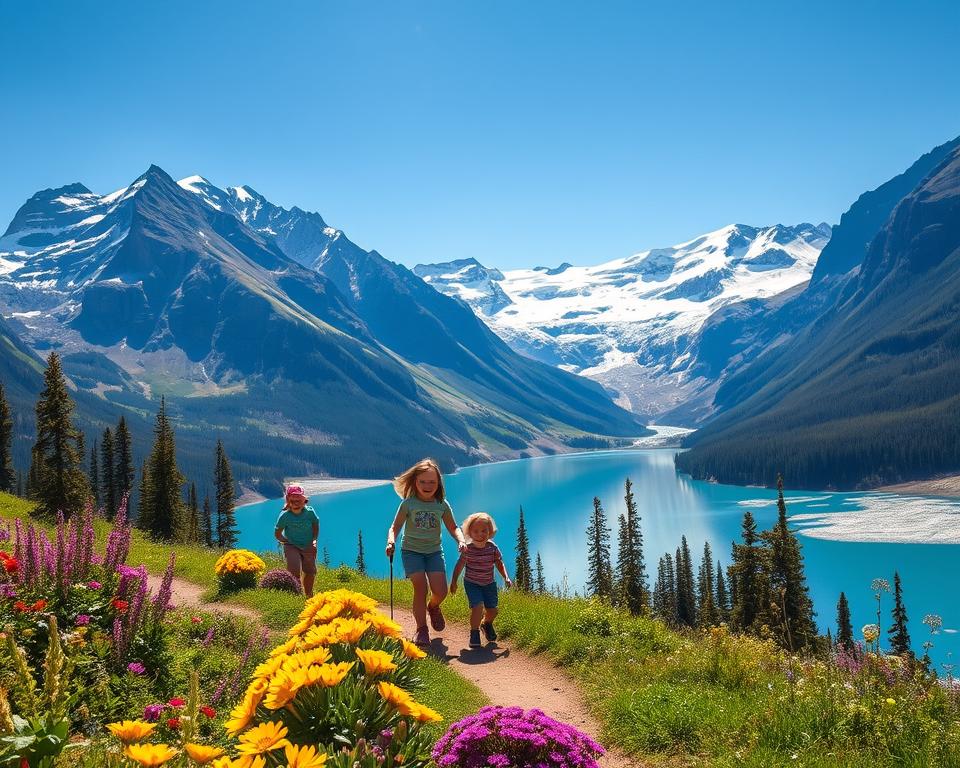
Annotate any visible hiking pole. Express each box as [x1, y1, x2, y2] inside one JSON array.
[[388, 550, 394, 620]]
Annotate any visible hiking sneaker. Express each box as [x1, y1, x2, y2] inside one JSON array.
[[469, 629, 482, 648], [414, 626, 430, 648], [427, 603, 446, 631], [482, 621, 497, 642]]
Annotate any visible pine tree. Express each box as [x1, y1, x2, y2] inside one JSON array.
[[356, 530, 366, 574], [101, 428, 116, 517], [29, 353, 89, 519], [16, 471, 23, 498], [514, 506, 533, 592], [836, 591, 854, 651], [137, 398, 187, 540], [89, 438, 100, 508], [586, 497, 613, 599], [0, 382, 15, 494], [730, 511, 766, 633], [114, 415, 135, 505], [323, 547, 331, 569], [697, 541, 718, 627], [534, 552, 546, 593], [215, 440, 237, 548], [652, 553, 678, 624], [715, 559, 730, 623], [888, 572, 911, 656], [614, 478, 647, 615], [765, 475, 817, 650], [201, 494, 214, 547], [187, 483, 200, 544], [675, 537, 697, 627]]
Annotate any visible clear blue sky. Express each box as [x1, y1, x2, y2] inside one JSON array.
[[2, 1, 958, 270]]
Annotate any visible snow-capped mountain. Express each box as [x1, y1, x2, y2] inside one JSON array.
[[414, 222, 832, 420]]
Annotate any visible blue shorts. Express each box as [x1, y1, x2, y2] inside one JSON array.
[[401, 549, 445, 577], [463, 579, 498, 609]]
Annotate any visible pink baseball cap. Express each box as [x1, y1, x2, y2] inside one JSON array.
[[285, 484, 307, 498]]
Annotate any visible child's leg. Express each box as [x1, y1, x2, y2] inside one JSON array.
[[426, 570, 448, 608], [409, 572, 429, 629], [483, 607, 499, 625], [302, 547, 318, 597], [470, 605, 485, 630]]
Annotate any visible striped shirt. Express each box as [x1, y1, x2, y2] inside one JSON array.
[[459, 542, 502, 586]]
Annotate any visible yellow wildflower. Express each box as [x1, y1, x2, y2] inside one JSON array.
[[225, 680, 267, 735], [364, 612, 404, 639], [284, 743, 328, 768], [269, 637, 299, 658], [330, 617, 370, 644], [237, 721, 291, 756], [885, 698, 897, 706], [400, 639, 427, 660], [378, 681, 415, 710], [312, 661, 355, 687], [355, 648, 398, 676], [263, 670, 301, 710], [106, 720, 157, 743], [123, 743, 179, 766], [184, 743, 226, 764], [404, 702, 443, 723], [252, 656, 284, 681]]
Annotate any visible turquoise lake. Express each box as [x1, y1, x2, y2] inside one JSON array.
[[237, 449, 960, 667]]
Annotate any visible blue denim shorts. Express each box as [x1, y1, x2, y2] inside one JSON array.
[[463, 579, 498, 609], [401, 549, 445, 577]]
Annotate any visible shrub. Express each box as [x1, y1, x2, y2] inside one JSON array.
[[432, 706, 606, 768], [572, 598, 616, 637], [214, 549, 266, 593], [258, 568, 302, 595]]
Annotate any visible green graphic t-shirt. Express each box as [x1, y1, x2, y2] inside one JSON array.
[[275, 506, 319, 548], [398, 497, 452, 554]]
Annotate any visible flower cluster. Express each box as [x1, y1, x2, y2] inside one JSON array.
[[258, 567, 303, 595], [432, 706, 606, 768], [214, 550, 267, 593], [214, 588, 438, 767]]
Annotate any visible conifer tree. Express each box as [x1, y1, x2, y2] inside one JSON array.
[[215, 440, 237, 548], [614, 478, 647, 614], [89, 438, 100, 507], [675, 537, 697, 627], [0, 382, 15, 494], [765, 475, 817, 650], [137, 398, 187, 540], [201, 494, 213, 547], [114, 415, 135, 504], [187, 483, 200, 544], [888, 572, 911, 656], [731, 511, 766, 633], [586, 497, 613, 599], [715, 559, 730, 623], [697, 541, 718, 627], [534, 552, 546, 593], [652, 553, 678, 624], [323, 547, 331, 569], [836, 591, 854, 651], [514, 506, 533, 592], [356, 530, 366, 574], [101, 428, 116, 517], [29, 353, 89, 519], [16, 471, 23, 498]]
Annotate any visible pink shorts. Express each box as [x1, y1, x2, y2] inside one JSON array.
[[283, 543, 317, 577]]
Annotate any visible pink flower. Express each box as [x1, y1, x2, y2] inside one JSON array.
[[168, 697, 185, 708], [75, 614, 91, 626], [127, 662, 146, 675], [143, 704, 164, 722], [86, 581, 102, 590]]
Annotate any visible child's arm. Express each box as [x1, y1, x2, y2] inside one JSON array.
[[442, 510, 468, 553], [385, 506, 407, 558], [495, 554, 512, 588], [311, 521, 319, 548], [450, 555, 466, 594], [275, 522, 288, 545]]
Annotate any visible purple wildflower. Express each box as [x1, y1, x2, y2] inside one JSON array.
[[143, 704, 164, 722], [75, 614, 90, 626], [87, 581, 102, 590], [151, 554, 176, 622], [202, 627, 215, 648], [127, 662, 146, 675]]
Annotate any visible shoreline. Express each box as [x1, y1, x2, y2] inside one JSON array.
[[237, 477, 391, 508], [874, 475, 960, 498]]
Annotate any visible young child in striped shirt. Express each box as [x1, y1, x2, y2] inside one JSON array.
[[450, 512, 512, 648]]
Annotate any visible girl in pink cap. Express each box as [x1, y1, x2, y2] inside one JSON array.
[[274, 484, 320, 596]]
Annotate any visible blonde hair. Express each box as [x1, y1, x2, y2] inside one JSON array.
[[393, 458, 446, 502], [461, 512, 497, 542]]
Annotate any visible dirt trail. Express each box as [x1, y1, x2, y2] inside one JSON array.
[[387, 604, 645, 768], [148, 575, 643, 767]]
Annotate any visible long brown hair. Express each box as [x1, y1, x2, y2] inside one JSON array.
[[393, 458, 445, 502]]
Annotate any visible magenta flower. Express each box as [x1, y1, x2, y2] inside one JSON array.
[[75, 614, 91, 626], [143, 703, 164, 721], [87, 581, 102, 590], [128, 662, 146, 675]]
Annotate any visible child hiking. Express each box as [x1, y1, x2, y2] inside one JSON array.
[[275, 484, 320, 597], [450, 512, 511, 648], [386, 458, 467, 648]]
